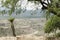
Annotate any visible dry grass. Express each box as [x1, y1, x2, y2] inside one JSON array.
[[0, 35, 60, 40], [0, 35, 46, 40], [0, 18, 46, 40], [0, 37, 16, 40], [16, 35, 45, 40]]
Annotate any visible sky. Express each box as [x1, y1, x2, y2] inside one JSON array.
[[18, 0, 42, 10], [0, 0, 42, 11]]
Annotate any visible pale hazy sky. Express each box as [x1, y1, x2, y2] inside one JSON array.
[[21, 0, 42, 10], [0, 0, 42, 10]]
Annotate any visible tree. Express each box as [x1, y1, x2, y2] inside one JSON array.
[[0, 0, 22, 36], [28, 0, 60, 33]]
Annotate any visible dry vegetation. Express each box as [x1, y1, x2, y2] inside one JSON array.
[[0, 18, 46, 40], [0, 35, 45, 40]]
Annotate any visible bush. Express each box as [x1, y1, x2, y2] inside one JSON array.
[[44, 15, 60, 33]]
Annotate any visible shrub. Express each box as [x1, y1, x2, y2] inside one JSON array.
[[44, 15, 60, 33]]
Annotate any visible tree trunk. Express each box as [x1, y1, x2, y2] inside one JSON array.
[[11, 21, 16, 37]]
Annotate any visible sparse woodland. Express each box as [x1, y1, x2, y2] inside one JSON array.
[[0, 0, 60, 40]]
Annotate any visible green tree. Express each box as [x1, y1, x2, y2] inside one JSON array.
[[0, 0, 22, 36], [28, 0, 60, 33]]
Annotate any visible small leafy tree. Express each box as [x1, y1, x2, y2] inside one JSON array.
[[0, 0, 22, 36]]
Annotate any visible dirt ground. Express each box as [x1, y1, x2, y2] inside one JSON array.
[[0, 35, 46, 40]]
